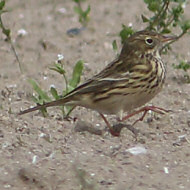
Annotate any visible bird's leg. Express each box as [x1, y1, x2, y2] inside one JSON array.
[[100, 106, 170, 136], [132, 109, 149, 126], [121, 105, 171, 125], [99, 113, 120, 136]]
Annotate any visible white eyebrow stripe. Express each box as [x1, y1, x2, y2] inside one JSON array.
[[99, 77, 128, 81]]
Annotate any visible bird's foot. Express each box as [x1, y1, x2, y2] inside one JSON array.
[[99, 113, 121, 137], [120, 106, 171, 125]]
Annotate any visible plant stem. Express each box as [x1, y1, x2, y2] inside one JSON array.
[[10, 40, 23, 73], [0, 15, 23, 74], [63, 73, 69, 94], [165, 14, 174, 28], [147, 0, 170, 31], [161, 30, 188, 52], [157, 0, 169, 30]]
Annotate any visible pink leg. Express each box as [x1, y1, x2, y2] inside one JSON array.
[[99, 113, 120, 137], [100, 106, 171, 136], [121, 106, 171, 125]]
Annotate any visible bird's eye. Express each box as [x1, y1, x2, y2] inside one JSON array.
[[145, 38, 153, 45]]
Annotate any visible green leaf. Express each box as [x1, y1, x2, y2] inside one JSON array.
[[28, 79, 52, 102], [119, 25, 134, 44], [84, 5, 91, 16], [0, 1, 5, 10], [3, 28, 10, 37], [180, 20, 190, 32], [112, 40, 118, 52], [50, 87, 59, 100], [62, 89, 67, 97], [145, 0, 161, 12], [141, 14, 149, 22], [161, 28, 171, 33], [69, 60, 84, 88], [172, 5, 184, 22], [74, 6, 82, 15], [144, 0, 149, 4], [73, 1, 90, 26], [50, 63, 65, 75], [31, 95, 40, 104], [67, 84, 75, 92]]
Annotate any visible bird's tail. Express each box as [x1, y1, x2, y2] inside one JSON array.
[[19, 97, 70, 115]]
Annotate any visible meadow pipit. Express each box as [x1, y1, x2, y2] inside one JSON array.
[[19, 30, 176, 136]]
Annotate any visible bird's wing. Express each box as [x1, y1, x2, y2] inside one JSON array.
[[64, 58, 132, 97]]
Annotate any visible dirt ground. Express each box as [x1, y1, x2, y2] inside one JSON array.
[[0, 0, 190, 190]]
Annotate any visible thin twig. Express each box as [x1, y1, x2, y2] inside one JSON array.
[[165, 14, 174, 28], [147, 0, 170, 30], [157, 0, 170, 31], [161, 30, 188, 52]]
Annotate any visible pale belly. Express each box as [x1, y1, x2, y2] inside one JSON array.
[[76, 86, 163, 115]]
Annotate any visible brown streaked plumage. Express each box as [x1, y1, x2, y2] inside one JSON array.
[[19, 30, 176, 136]]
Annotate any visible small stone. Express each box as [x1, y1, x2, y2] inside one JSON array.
[[75, 120, 102, 135], [126, 146, 147, 155]]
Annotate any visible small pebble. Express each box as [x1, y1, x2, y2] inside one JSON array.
[[163, 167, 169, 174], [126, 146, 147, 155], [17, 29, 28, 37], [67, 27, 85, 37]]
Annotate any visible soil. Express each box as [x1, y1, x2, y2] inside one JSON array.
[[0, 0, 190, 190]]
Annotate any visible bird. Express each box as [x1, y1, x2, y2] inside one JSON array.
[[19, 30, 176, 136]]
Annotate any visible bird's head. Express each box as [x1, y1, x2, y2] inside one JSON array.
[[120, 30, 177, 57]]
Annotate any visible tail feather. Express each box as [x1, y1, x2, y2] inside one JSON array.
[[19, 98, 69, 115]]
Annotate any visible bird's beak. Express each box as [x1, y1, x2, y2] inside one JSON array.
[[161, 35, 178, 42]]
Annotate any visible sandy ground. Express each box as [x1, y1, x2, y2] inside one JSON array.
[[0, 0, 190, 189]]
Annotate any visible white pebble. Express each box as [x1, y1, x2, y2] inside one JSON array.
[[163, 167, 169, 174], [39, 133, 46, 138], [126, 146, 147, 155], [32, 155, 37, 164], [17, 29, 28, 36]]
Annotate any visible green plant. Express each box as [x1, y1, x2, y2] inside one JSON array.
[[142, 0, 190, 50], [119, 24, 135, 44], [29, 57, 84, 117], [73, 0, 91, 27], [113, 0, 190, 81], [0, 0, 23, 73], [173, 60, 190, 82], [114, 0, 190, 49], [28, 79, 51, 117], [112, 25, 135, 55]]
